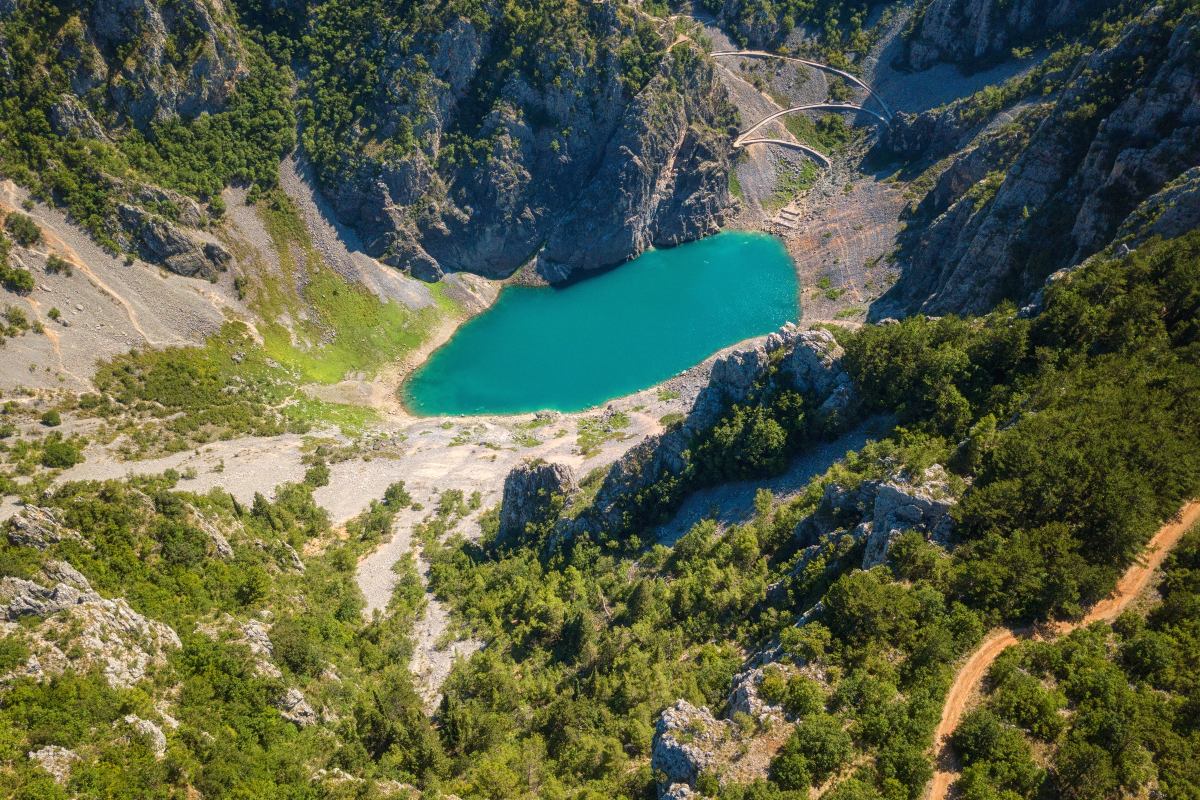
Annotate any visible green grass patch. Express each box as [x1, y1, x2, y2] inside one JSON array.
[[576, 412, 631, 457], [247, 192, 453, 385], [782, 113, 858, 152], [765, 161, 818, 212], [729, 166, 745, 200]]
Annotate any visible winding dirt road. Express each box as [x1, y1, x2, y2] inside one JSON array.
[[928, 500, 1200, 800]]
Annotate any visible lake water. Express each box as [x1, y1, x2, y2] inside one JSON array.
[[403, 232, 798, 415]]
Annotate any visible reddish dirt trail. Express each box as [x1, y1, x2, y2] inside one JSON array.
[[928, 500, 1200, 800]]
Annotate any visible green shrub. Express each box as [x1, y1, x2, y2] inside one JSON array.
[[40, 435, 82, 468], [270, 618, 324, 677], [39, 410, 60, 427], [303, 462, 330, 487], [0, 263, 34, 294], [781, 675, 825, 717], [3, 212, 40, 246], [0, 636, 29, 673], [44, 254, 71, 276]]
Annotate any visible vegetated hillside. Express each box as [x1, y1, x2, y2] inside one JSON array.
[[3, 226, 1197, 798], [0, 0, 293, 277], [420, 232, 1200, 800], [251, 0, 735, 283], [873, 0, 1200, 317], [956, 527, 1200, 800], [0, 0, 738, 285]]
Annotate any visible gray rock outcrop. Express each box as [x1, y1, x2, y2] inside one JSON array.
[[274, 687, 317, 727], [6, 506, 90, 551], [727, 665, 788, 722], [1116, 166, 1200, 246], [48, 94, 108, 140], [860, 465, 957, 568], [0, 560, 181, 688], [28, 745, 79, 785], [651, 700, 731, 792], [241, 619, 282, 679], [120, 714, 168, 759], [496, 460, 578, 550], [117, 204, 231, 279]]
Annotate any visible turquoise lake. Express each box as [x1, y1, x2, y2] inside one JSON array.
[[403, 231, 799, 415]]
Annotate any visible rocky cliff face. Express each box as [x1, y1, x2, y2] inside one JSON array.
[[54, 0, 245, 129], [0, 0, 244, 278], [496, 459, 578, 550], [315, 4, 736, 283], [904, 0, 1117, 71], [876, 7, 1200, 317], [565, 325, 858, 542]]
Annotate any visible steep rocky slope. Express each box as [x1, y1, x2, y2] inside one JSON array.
[[0, 0, 264, 278], [2, 1, 738, 285], [291, 1, 737, 283], [874, 3, 1200, 317], [46, 0, 245, 130], [903, 0, 1119, 70]]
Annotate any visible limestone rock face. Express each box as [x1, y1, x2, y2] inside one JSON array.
[[48, 94, 108, 140], [861, 465, 957, 569], [27, 745, 79, 785], [117, 204, 231, 279], [651, 700, 731, 792], [704, 0, 794, 47], [496, 460, 578, 549], [71, 0, 245, 129], [876, 9, 1200, 318], [322, 9, 734, 284], [1117, 166, 1200, 246], [905, 0, 1114, 71], [0, 560, 181, 688], [275, 687, 317, 727], [6, 506, 90, 551]]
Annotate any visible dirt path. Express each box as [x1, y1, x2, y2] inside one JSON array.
[[928, 500, 1200, 800]]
